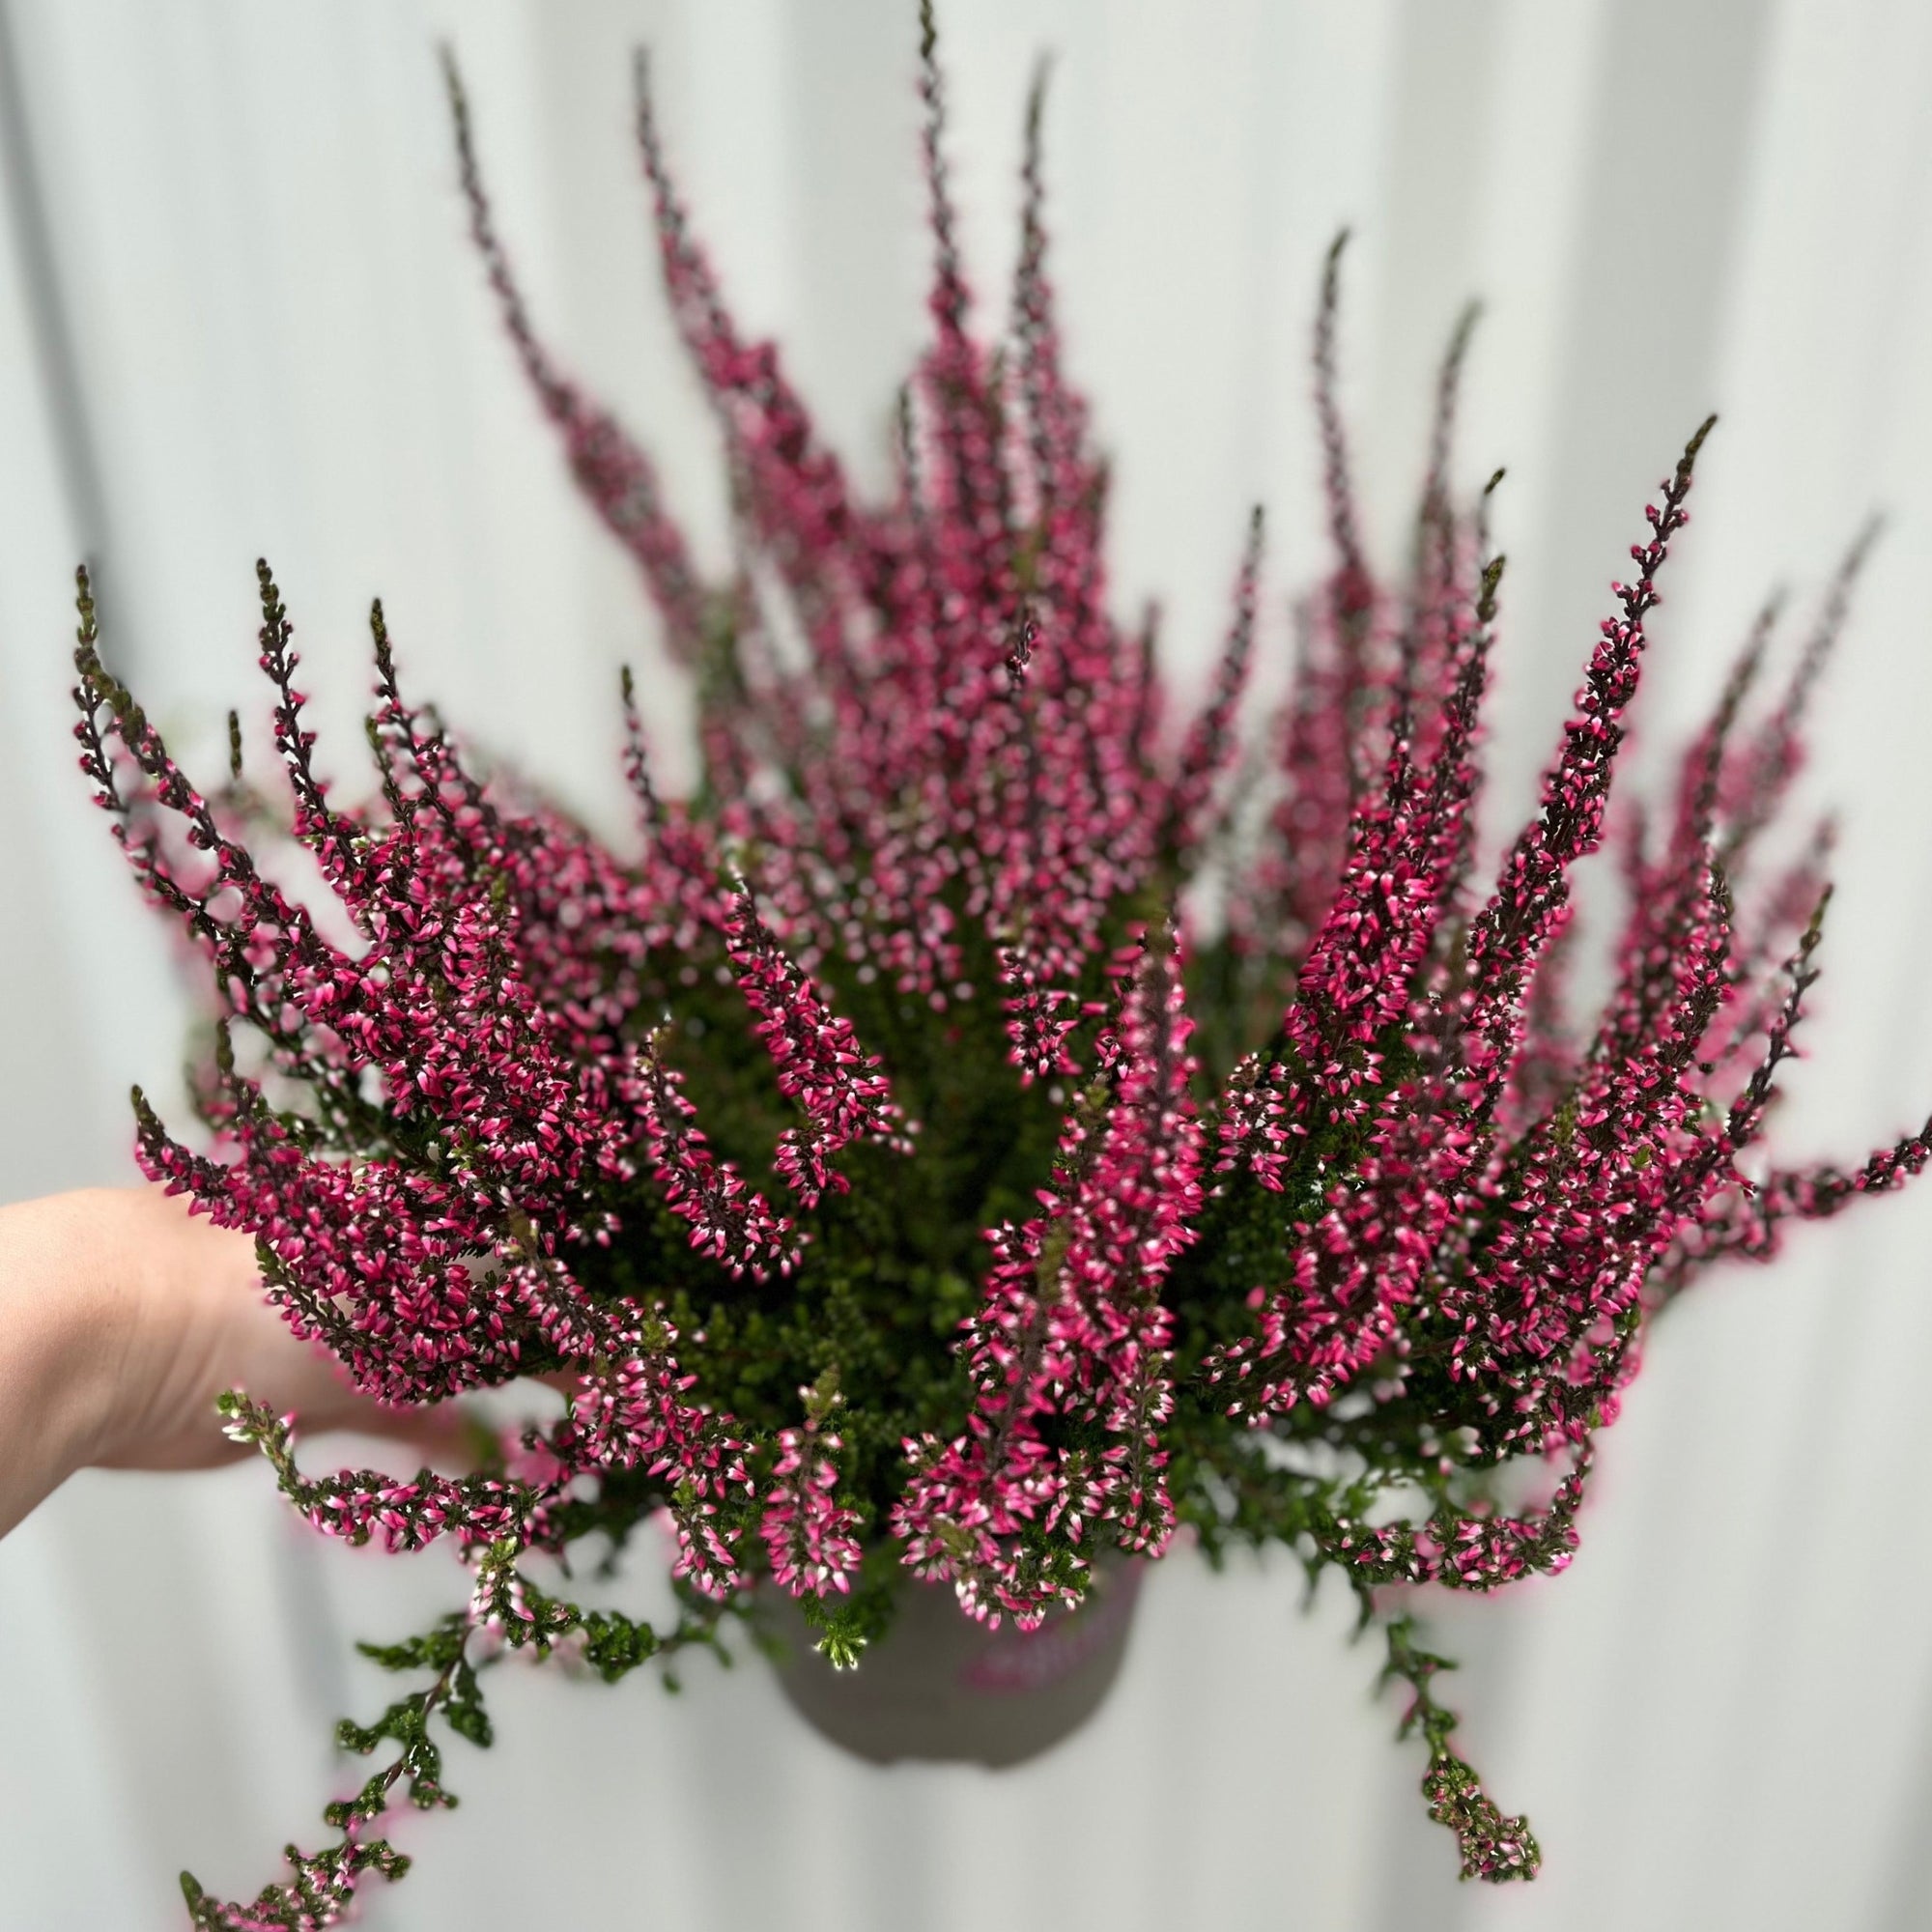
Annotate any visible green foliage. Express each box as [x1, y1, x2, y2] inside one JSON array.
[[1381, 1614, 1541, 1883], [794, 1545, 906, 1669], [180, 1615, 483, 1931], [179, 1569, 742, 1927]]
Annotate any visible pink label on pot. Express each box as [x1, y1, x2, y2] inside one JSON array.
[[960, 1566, 1142, 1695]]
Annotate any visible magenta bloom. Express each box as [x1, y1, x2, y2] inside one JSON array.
[[74, 21, 1927, 1928]]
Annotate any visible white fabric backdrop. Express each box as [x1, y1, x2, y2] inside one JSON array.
[[5, 3, 1932, 1926]]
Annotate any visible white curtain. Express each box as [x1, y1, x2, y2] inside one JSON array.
[[5, 3, 1932, 1926]]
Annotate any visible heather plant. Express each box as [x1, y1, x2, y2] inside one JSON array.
[[66, 17, 1931, 1927]]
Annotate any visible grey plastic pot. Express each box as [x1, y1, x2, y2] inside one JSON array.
[[765, 1560, 1142, 1769]]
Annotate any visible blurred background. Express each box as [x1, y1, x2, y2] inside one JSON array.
[[4, 1, 1932, 1925]]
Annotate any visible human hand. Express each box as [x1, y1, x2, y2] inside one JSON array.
[[0, 1185, 469, 1538]]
